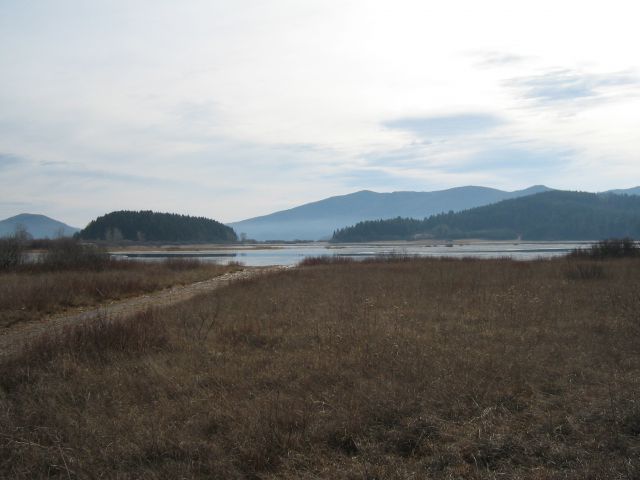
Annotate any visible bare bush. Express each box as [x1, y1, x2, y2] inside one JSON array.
[[571, 237, 639, 259], [0, 227, 30, 269]]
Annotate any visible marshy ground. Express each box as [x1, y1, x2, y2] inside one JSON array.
[[1, 256, 639, 478]]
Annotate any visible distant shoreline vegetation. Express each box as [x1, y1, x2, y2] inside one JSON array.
[[332, 191, 640, 242], [78, 210, 237, 243]]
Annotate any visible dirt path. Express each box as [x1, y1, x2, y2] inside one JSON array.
[[0, 266, 289, 358]]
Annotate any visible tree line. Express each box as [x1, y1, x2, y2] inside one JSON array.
[[332, 191, 640, 242]]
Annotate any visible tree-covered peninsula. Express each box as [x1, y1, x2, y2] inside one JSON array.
[[79, 211, 237, 243]]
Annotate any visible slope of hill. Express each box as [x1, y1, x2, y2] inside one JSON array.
[[332, 191, 640, 242], [605, 186, 640, 196], [229, 185, 552, 240], [0, 213, 79, 238], [79, 211, 237, 243]]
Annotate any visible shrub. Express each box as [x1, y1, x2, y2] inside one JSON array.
[[39, 237, 112, 271], [571, 238, 639, 259], [0, 237, 24, 269], [1, 235, 114, 272], [0, 227, 30, 269]]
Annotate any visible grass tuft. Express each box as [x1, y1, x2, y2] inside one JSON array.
[[571, 237, 639, 259]]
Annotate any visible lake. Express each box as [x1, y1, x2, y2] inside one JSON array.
[[111, 241, 592, 267]]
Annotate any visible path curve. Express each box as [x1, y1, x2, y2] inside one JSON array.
[[0, 266, 289, 358]]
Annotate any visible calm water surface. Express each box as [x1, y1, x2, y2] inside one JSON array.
[[112, 241, 592, 267]]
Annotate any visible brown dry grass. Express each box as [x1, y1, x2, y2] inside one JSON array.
[[1, 257, 640, 479], [0, 259, 239, 328]]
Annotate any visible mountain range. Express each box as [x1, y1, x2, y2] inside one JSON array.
[[229, 185, 640, 241], [229, 185, 552, 240], [3, 185, 639, 242], [0, 213, 80, 239]]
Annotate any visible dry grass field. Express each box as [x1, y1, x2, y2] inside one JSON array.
[[0, 259, 239, 328], [1, 256, 639, 478]]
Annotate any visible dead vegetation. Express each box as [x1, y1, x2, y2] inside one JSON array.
[[1, 256, 639, 478], [0, 258, 239, 328]]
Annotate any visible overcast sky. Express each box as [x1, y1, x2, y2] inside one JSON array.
[[1, 0, 639, 227]]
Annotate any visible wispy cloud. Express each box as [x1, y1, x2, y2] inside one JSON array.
[[348, 126, 580, 192], [473, 51, 529, 68], [508, 69, 640, 105], [0, 153, 26, 169], [384, 113, 503, 139], [448, 145, 577, 174], [169, 100, 221, 127], [0, 201, 32, 208]]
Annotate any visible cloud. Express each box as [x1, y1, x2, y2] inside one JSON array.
[[338, 168, 394, 188], [449, 145, 577, 174], [508, 69, 640, 105], [0, 153, 25, 169], [473, 51, 529, 68], [39, 160, 73, 167], [1, 2, 640, 224], [343, 123, 581, 194], [384, 114, 504, 138], [0, 200, 32, 208], [170, 100, 221, 127]]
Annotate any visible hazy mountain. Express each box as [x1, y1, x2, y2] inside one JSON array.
[[229, 185, 552, 240], [604, 186, 640, 196], [332, 190, 640, 242], [0, 213, 80, 239]]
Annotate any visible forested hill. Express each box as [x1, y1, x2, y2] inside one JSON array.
[[228, 185, 551, 240], [79, 211, 237, 242], [332, 191, 640, 242]]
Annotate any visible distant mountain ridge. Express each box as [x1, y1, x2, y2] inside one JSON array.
[[4, 186, 638, 242], [605, 187, 640, 196], [332, 190, 640, 242], [229, 185, 553, 241], [0, 213, 79, 239]]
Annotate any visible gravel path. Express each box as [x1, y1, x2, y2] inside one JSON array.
[[0, 266, 289, 358]]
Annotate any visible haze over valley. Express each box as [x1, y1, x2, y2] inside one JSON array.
[[3, 185, 639, 242], [228, 185, 640, 241]]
